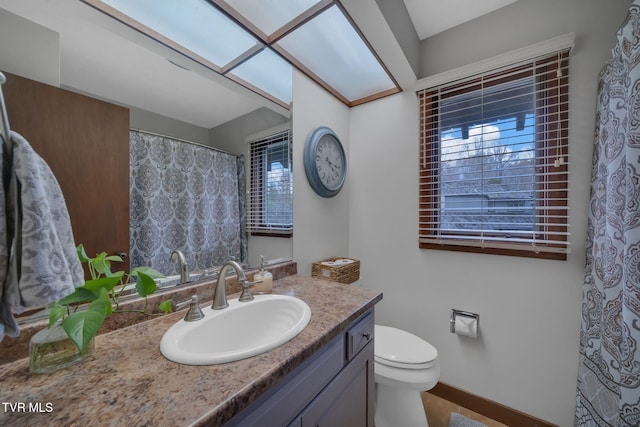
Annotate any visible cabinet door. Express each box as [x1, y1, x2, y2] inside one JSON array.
[[225, 336, 345, 427], [3, 72, 130, 270], [300, 340, 374, 427]]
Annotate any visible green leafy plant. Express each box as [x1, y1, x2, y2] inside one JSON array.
[[48, 244, 173, 352]]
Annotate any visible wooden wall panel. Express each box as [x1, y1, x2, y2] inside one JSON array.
[[2, 72, 130, 272]]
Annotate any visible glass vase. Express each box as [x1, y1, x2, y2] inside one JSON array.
[[29, 322, 94, 374]]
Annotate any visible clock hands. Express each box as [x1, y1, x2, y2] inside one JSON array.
[[326, 156, 341, 170], [314, 139, 343, 186], [326, 157, 342, 185], [319, 155, 341, 186]]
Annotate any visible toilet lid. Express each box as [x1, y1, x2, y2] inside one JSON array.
[[374, 325, 438, 369]]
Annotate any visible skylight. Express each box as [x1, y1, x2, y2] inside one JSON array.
[[222, 0, 323, 37], [101, 0, 258, 67], [228, 48, 293, 105], [83, 0, 398, 108], [275, 5, 397, 103]]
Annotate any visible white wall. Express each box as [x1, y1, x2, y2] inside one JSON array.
[[347, 0, 632, 425], [0, 8, 60, 86], [130, 107, 210, 145], [292, 70, 350, 276]]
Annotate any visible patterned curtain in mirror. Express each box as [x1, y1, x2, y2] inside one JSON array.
[[129, 130, 247, 276]]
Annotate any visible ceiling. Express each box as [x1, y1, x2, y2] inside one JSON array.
[[403, 0, 520, 40], [0, 0, 519, 130]]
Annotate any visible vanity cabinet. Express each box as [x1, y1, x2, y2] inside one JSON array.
[[227, 309, 375, 427]]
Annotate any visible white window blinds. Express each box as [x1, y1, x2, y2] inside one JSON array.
[[248, 129, 293, 235], [418, 49, 570, 260]]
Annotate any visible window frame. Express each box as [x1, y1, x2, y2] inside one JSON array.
[[248, 129, 293, 238], [418, 51, 569, 260]]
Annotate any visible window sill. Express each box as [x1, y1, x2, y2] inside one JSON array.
[[250, 231, 293, 238], [419, 241, 567, 261]]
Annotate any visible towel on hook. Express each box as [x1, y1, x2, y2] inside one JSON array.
[[0, 131, 83, 340]]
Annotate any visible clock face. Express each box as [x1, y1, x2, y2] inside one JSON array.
[[303, 127, 346, 198], [315, 135, 344, 191]]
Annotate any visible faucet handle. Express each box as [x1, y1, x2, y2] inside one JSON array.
[[203, 267, 220, 279], [239, 279, 258, 302], [176, 295, 205, 322]]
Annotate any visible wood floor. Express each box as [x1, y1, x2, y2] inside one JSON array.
[[422, 392, 508, 427]]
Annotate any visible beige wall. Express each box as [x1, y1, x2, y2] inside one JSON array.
[[292, 69, 351, 276]]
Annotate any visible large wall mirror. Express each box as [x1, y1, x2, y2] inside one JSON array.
[[0, 0, 293, 281]]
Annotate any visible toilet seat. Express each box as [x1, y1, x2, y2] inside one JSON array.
[[374, 325, 438, 370], [374, 325, 440, 427]]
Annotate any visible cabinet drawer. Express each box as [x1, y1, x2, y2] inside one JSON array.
[[346, 311, 374, 361]]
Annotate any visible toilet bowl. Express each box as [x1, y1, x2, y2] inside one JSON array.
[[374, 325, 440, 427]]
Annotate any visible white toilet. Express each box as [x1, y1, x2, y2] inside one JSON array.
[[374, 325, 440, 427]]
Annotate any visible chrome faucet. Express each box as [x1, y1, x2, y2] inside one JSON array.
[[212, 260, 255, 310], [169, 250, 189, 285]]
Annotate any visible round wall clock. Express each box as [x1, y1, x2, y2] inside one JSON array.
[[303, 127, 347, 198]]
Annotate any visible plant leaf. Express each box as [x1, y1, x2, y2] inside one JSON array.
[[62, 299, 107, 353], [91, 252, 112, 277], [57, 287, 97, 306], [135, 271, 156, 297], [90, 253, 124, 278], [76, 244, 90, 263], [83, 273, 124, 295], [158, 300, 173, 314], [96, 287, 113, 317], [130, 266, 164, 280], [48, 303, 66, 327]]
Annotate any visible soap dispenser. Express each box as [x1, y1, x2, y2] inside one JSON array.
[[253, 256, 272, 294]]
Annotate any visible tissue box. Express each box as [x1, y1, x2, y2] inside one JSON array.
[[311, 257, 360, 284]]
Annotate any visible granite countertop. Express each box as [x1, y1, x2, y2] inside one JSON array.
[[0, 261, 300, 365], [0, 276, 382, 427]]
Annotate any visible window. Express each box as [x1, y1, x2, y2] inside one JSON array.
[[418, 50, 569, 260], [248, 130, 293, 236]]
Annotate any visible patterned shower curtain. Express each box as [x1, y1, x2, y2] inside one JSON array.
[[129, 130, 246, 276], [575, 2, 640, 425]]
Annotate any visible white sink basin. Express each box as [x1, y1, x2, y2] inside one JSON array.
[[160, 294, 311, 365]]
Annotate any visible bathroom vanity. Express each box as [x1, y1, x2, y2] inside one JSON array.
[[0, 275, 382, 426], [227, 308, 375, 426]]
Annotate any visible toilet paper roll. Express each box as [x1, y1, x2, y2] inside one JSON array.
[[321, 261, 337, 266], [454, 315, 478, 339]]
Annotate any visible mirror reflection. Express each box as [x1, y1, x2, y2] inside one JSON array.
[[129, 130, 247, 276], [0, 0, 293, 286]]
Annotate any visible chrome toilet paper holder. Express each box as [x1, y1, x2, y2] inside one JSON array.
[[449, 309, 480, 333]]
